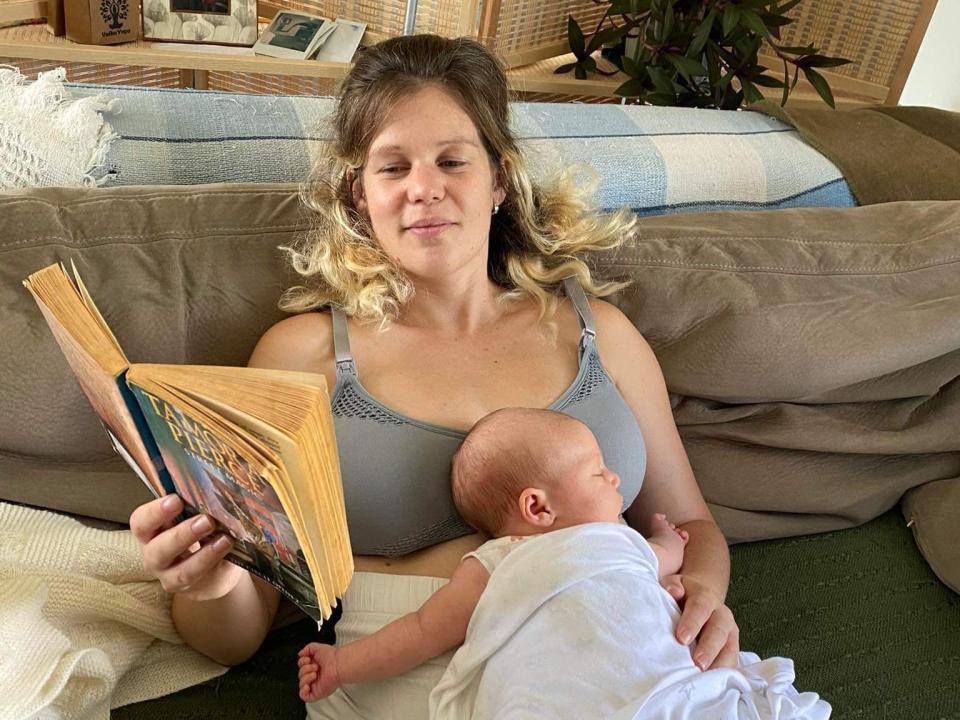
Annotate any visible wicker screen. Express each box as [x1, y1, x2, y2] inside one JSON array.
[[414, 0, 476, 37], [0, 56, 182, 87], [488, 0, 608, 68], [780, 0, 929, 87], [207, 70, 340, 94]]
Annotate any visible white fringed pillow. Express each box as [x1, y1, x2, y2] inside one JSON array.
[[0, 66, 118, 189]]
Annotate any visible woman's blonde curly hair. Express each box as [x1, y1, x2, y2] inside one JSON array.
[[280, 34, 636, 330]]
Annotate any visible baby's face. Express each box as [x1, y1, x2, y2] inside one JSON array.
[[547, 426, 623, 526]]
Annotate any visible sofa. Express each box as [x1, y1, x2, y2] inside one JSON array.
[[2, 77, 959, 720]]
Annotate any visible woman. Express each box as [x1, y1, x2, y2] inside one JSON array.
[[129, 34, 739, 714]]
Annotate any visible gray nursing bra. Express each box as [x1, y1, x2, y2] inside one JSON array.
[[328, 276, 647, 556]]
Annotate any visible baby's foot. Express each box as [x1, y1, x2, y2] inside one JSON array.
[[649, 513, 689, 553]]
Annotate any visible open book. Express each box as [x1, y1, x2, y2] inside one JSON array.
[[23, 262, 352, 624]]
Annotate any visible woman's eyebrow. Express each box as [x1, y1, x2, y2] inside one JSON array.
[[370, 137, 480, 156]]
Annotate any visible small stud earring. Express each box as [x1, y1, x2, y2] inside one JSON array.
[[492, 204, 500, 215]]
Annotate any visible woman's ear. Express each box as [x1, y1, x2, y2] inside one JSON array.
[[518, 488, 555, 528], [493, 159, 508, 207], [347, 168, 367, 215]]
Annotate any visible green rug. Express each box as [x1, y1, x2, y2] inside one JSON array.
[[727, 510, 960, 720], [114, 510, 960, 719]]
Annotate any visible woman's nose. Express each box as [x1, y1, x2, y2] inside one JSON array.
[[406, 163, 444, 204]]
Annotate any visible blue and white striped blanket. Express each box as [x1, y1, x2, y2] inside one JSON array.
[[70, 84, 855, 216]]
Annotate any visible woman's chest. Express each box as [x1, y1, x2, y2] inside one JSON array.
[[350, 328, 582, 432]]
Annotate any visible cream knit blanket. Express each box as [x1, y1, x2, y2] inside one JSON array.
[[0, 65, 117, 189], [0, 502, 228, 720]]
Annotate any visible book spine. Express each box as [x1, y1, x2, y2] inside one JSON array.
[[116, 371, 176, 496]]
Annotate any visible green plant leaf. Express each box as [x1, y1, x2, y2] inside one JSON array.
[[749, 73, 786, 88], [757, 12, 793, 27], [740, 9, 769, 37], [775, 0, 805, 15], [689, 8, 716, 56], [802, 66, 835, 108], [622, 55, 642, 78], [647, 91, 678, 106], [777, 44, 817, 55], [721, 5, 741, 39], [800, 54, 853, 68], [575, 62, 587, 80], [666, 53, 708, 78], [646, 65, 676, 96], [662, 4, 674, 39], [568, 15, 586, 57], [781, 57, 789, 105], [587, 25, 627, 54], [615, 77, 647, 97], [553, 63, 577, 75], [741, 79, 765, 104], [582, 56, 599, 73]]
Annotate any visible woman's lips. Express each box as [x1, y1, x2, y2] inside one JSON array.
[[406, 223, 454, 238]]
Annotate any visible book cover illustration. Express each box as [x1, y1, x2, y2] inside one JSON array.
[[129, 383, 322, 620]]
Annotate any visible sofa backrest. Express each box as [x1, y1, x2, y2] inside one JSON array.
[[2, 183, 958, 590]]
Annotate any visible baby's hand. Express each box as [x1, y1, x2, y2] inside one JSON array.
[[298, 642, 342, 702]]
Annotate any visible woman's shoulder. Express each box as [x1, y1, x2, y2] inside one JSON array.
[[582, 297, 660, 381], [247, 310, 334, 375]]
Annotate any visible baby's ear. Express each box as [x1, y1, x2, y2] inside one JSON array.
[[518, 488, 555, 528]]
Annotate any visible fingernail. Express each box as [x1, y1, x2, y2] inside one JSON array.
[[192, 516, 212, 534], [162, 495, 179, 511], [213, 535, 232, 552], [679, 632, 692, 645]]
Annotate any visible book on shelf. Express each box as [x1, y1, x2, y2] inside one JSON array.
[[312, 19, 366, 63], [252, 11, 337, 60], [23, 262, 352, 624]]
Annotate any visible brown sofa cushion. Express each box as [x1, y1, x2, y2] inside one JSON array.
[[2, 184, 957, 590], [594, 200, 960, 591], [1, 184, 307, 521]]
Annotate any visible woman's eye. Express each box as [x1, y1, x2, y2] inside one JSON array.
[[380, 166, 405, 174], [441, 160, 467, 169]]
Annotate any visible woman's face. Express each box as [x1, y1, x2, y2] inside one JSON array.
[[354, 84, 506, 282]]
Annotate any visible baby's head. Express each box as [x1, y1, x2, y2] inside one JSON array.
[[451, 408, 623, 537]]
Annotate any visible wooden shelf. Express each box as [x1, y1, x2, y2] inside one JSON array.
[[0, 22, 353, 79], [0, 23, 880, 107]]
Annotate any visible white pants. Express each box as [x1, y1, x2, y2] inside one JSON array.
[[305, 572, 451, 720]]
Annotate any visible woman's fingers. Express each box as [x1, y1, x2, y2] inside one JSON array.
[[708, 628, 741, 670], [141, 510, 217, 573], [129, 494, 182, 545], [157, 533, 234, 593], [691, 606, 739, 671], [675, 591, 713, 646]]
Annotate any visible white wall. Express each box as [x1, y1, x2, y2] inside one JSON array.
[[899, 0, 960, 110]]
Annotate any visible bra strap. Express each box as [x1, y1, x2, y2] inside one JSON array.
[[330, 307, 357, 377], [563, 275, 597, 351]]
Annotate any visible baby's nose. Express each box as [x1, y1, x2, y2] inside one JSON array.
[[608, 470, 621, 489]]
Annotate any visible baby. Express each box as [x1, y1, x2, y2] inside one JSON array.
[[298, 407, 688, 702]]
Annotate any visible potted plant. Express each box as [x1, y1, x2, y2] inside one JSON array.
[[557, 0, 851, 109]]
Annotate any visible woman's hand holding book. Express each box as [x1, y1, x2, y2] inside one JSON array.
[[130, 494, 242, 601]]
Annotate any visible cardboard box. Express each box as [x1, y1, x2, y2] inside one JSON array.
[[64, 0, 138, 44]]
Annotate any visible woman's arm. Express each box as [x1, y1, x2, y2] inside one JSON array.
[[591, 299, 740, 670], [151, 315, 333, 664]]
